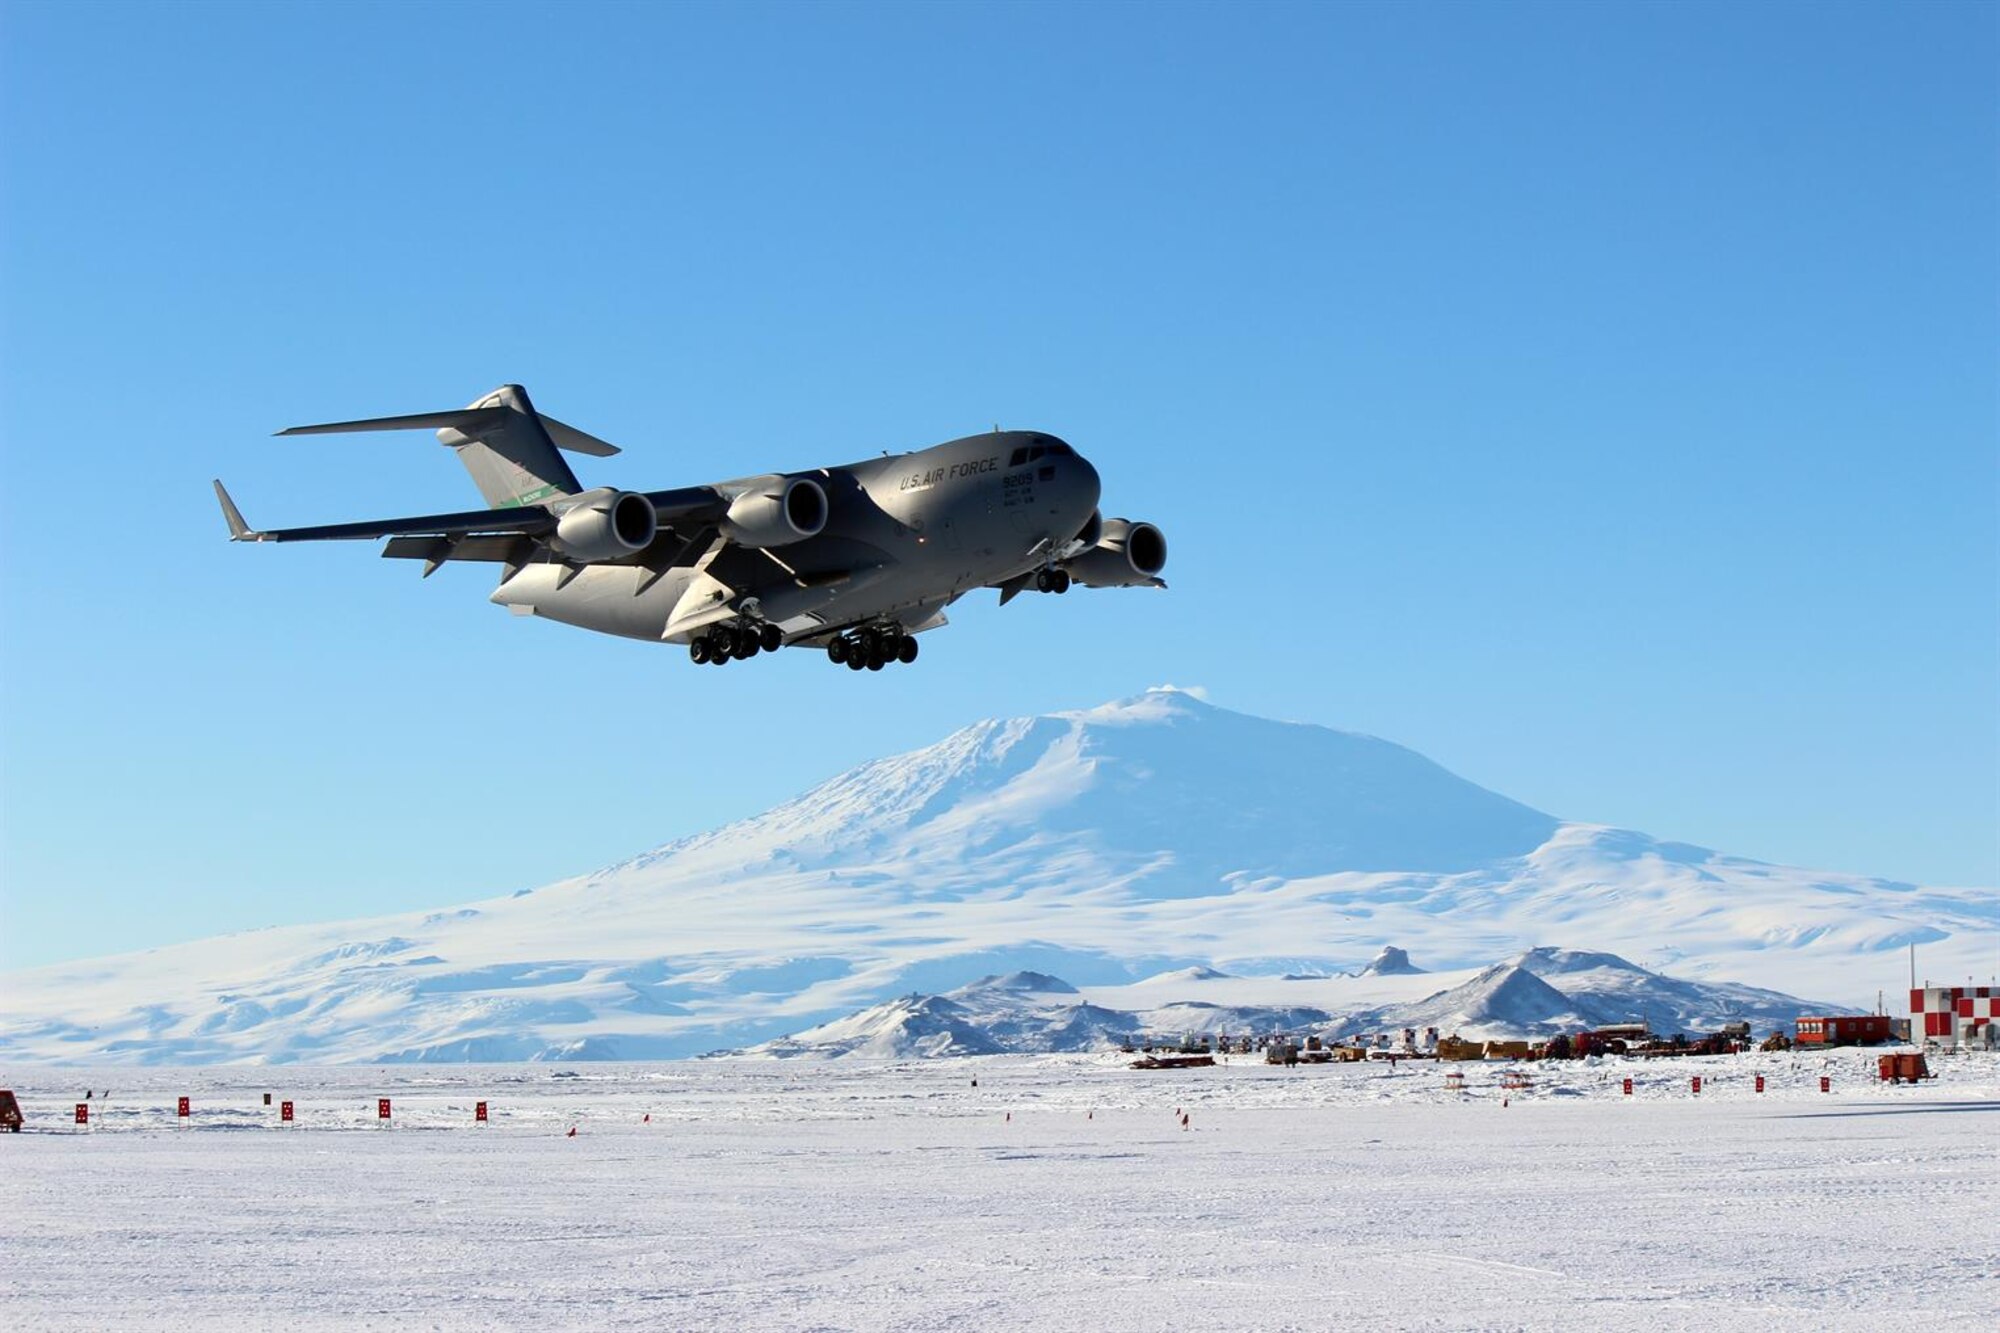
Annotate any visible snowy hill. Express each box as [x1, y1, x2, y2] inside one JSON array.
[[751, 948, 1826, 1057], [1358, 946, 1425, 977], [2, 688, 1989, 1064], [1385, 964, 1594, 1037]]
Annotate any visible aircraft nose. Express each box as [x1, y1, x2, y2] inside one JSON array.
[[1074, 453, 1102, 510]]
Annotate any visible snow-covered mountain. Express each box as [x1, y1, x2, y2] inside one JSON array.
[[3, 689, 1988, 1064], [752, 948, 1823, 1058], [1359, 946, 1425, 977]]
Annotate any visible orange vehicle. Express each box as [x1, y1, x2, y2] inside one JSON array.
[[1877, 1053, 1931, 1083]]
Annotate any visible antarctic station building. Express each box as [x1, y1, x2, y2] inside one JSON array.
[[1795, 1014, 1895, 1047], [1912, 986, 1999, 1051]]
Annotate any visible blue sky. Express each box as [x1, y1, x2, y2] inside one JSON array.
[[2, 1, 1993, 970]]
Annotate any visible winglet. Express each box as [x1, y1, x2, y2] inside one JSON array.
[[212, 479, 262, 541]]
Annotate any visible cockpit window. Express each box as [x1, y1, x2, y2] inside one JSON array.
[[1045, 442, 1072, 456], [1029, 445, 1045, 461], [1008, 448, 1028, 467]]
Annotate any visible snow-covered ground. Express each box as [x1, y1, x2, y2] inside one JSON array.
[[4, 1052, 1995, 1330]]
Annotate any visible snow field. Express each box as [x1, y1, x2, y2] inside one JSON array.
[[3, 1053, 1995, 1331]]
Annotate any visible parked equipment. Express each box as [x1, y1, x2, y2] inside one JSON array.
[[1876, 1053, 1931, 1084]]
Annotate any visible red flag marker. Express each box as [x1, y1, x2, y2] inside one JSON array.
[[642, 1113, 650, 1123], [566, 1125, 577, 1138]]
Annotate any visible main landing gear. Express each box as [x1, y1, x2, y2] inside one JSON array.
[[1035, 568, 1072, 594], [826, 626, 919, 672], [688, 621, 784, 666]]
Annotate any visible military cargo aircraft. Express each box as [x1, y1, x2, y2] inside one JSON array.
[[214, 384, 1166, 669]]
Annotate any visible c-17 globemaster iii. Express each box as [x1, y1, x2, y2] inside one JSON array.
[[213, 384, 1167, 670]]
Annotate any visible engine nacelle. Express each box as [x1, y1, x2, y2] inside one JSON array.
[[552, 489, 658, 564], [1064, 518, 1168, 588], [720, 475, 828, 548]]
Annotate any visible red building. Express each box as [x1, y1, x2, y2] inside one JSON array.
[[1795, 1014, 1893, 1047], [1912, 986, 1998, 1050]]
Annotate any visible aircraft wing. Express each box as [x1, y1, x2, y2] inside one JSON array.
[[212, 480, 557, 543], [637, 486, 731, 526], [213, 474, 887, 599]]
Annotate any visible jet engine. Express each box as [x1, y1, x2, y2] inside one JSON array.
[[721, 475, 828, 548], [553, 489, 658, 564], [1063, 518, 1168, 588]]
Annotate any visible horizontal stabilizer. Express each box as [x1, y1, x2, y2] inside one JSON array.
[[540, 414, 621, 457], [277, 407, 511, 438], [279, 404, 620, 458]]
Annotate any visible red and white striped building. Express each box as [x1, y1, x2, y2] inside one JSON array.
[[1912, 986, 1998, 1050]]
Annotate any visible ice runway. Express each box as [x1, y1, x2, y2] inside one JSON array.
[[4, 1053, 1995, 1331]]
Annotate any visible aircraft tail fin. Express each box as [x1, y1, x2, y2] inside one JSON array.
[[278, 384, 609, 510]]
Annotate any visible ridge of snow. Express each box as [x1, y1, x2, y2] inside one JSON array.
[[749, 948, 1832, 1057]]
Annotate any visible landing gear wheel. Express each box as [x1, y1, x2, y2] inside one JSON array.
[[1052, 570, 1071, 594], [866, 654, 885, 671], [759, 623, 783, 653], [897, 635, 919, 665], [846, 651, 866, 672], [738, 636, 760, 659], [828, 637, 849, 665], [712, 626, 740, 659], [1035, 569, 1052, 592], [690, 638, 712, 665]]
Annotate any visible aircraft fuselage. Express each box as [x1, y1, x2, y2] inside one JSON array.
[[490, 431, 1101, 644]]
